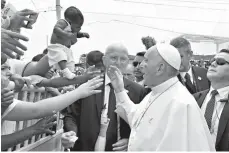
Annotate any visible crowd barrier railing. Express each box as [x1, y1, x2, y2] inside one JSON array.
[[2, 86, 64, 151]]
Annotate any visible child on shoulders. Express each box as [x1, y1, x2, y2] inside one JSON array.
[[48, 6, 89, 79]]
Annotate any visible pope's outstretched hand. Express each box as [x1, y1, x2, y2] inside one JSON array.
[[77, 76, 103, 99], [107, 66, 124, 93]]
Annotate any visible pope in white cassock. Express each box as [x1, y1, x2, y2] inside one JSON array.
[[107, 44, 215, 151]]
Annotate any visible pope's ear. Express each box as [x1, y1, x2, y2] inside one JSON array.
[[157, 63, 165, 73]]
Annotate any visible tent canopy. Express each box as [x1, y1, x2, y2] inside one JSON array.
[[6, 0, 229, 61], [181, 34, 229, 44]]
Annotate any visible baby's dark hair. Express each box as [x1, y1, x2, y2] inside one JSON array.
[[64, 6, 84, 24], [86, 50, 104, 66], [220, 49, 229, 54], [32, 54, 45, 62]]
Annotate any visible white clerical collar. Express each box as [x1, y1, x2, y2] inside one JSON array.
[[209, 86, 229, 98], [151, 77, 178, 95], [105, 73, 111, 86]]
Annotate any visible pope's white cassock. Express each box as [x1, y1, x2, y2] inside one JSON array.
[[115, 77, 215, 151]]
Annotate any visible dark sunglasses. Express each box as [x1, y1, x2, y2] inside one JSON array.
[[210, 58, 229, 66], [133, 61, 141, 67]]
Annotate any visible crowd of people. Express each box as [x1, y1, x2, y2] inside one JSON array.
[[190, 59, 211, 69], [1, 0, 229, 151]]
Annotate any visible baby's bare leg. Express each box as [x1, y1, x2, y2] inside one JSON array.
[[58, 60, 75, 79], [58, 60, 67, 70]]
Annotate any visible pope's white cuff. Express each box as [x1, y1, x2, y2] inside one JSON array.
[[115, 90, 130, 104], [115, 90, 137, 127]]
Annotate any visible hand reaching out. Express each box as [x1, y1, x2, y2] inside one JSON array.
[[32, 115, 57, 135], [45, 87, 61, 96], [9, 9, 38, 31], [107, 66, 125, 93], [83, 65, 104, 82], [10, 74, 32, 92], [77, 76, 103, 99], [1, 28, 28, 58]]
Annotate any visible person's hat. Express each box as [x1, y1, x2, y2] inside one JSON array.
[[156, 43, 181, 70]]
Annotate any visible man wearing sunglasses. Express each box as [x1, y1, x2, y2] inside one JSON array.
[[133, 51, 146, 86], [193, 49, 229, 151], [170, 37, 210, 94]]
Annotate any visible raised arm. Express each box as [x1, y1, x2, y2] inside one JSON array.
[[115, 90, 137, 127], [3, 76, 103, 121], [37, 75, 90, 88], [1, 115, 56, 150], [77, 32, 89, 38], [107, 66, 137, 127], [53, 19, 74, 38]]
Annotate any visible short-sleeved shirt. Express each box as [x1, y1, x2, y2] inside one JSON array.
[[8, 59, 29, 76], [1, 99, 19, 120], [1, 99, 19, 135]]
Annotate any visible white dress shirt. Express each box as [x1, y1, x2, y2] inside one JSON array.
[[94, 74, 121, 151], [201, 86, 229, 145], [102, 74, 111, 118], [94, 74, 111, 151], [115, 77, 215, 151]]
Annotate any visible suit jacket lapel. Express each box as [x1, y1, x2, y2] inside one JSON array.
[[197, 90, 209, 107], [216, 101, 229, 146], [95, 78, 105, 120], [191, 66, 201, 93], [177, 74, 184, 85], [191, 67, 197, 87]]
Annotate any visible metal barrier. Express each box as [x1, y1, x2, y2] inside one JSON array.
[[2, 86, 64, 151]]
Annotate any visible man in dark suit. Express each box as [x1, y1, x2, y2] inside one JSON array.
[[62, 45, 147, 151], [170, 37, 210, 94], [193, 49, 229, 151]]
